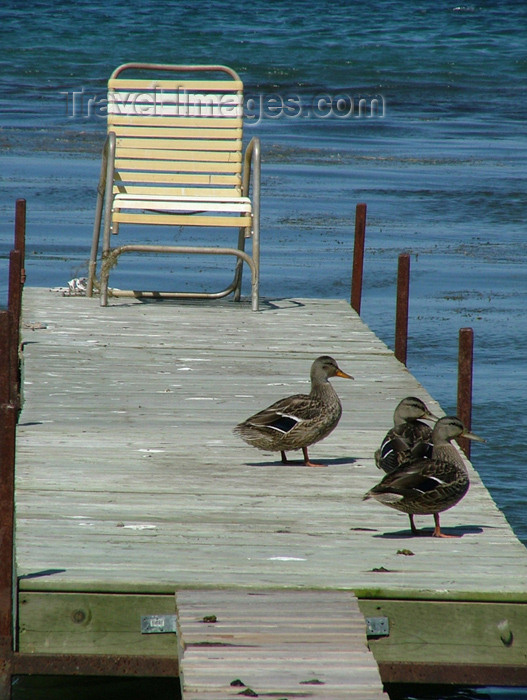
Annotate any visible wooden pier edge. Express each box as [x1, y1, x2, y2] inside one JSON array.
[[356, 592, 527, 686]]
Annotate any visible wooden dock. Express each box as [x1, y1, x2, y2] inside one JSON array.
[[14, 287, 527, 692]]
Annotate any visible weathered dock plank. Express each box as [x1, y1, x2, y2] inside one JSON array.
[[15, 287, 527, 685], [176, 589, 385, 699]]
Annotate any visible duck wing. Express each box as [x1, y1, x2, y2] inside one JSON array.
[[376, 423, 419, 471], [406, 421, 434, 460], [243, 394, 318, 435], [368, 458, 462, 498], [375, 432, 411, 472], [376, 420, 434, 473], [408, 437, 434, 462]]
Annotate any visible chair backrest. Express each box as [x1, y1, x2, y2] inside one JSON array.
[[107, 63, 244, 199]]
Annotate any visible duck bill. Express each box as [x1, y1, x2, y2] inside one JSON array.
[[463, 430, 485, 443], [336, 369, 354, 380], [424, 410, 440, 422]]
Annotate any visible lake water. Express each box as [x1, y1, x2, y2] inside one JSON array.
[[1, 1, 526, 698]]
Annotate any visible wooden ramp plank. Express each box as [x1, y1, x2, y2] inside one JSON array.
[[176, 589, 386, 699]]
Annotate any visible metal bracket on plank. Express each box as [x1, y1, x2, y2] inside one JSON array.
[[366, 616, 390, 638], [141, 614, 178, 634]]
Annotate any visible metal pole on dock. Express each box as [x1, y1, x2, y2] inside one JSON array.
[[394, 253, 410, 366], [457, 327, 474, 458], [350, 203, 367, 314], [8, 199, 26, 413], [8, 250, 22, 411], [14, 199, 26, 285]]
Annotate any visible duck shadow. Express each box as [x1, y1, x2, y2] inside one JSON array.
[[246, 456, 359, 468], [373, 524, 485, 539]]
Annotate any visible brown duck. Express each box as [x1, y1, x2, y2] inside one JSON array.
[[375, 396, 439, 473], [365, 416, 484, 537], [234, 355, 353, 467]]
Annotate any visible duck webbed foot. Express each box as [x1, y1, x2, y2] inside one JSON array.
[[279, 448, 327, 467], [302, 447, 327, 468], [432, 513, 461, 538]]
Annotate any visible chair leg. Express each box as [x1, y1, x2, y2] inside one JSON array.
[[251, 263, 259, 312], [89, 133, 115, 299], [233, 227, 247, 302], [87, 188, 104, 297], [100, 255, 109, 306], [251, 214, 260, 312], [100, 211, 113, 307]]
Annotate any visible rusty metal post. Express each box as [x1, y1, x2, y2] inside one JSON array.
[[394, 253, 410, 366], [8, 250, 22, 324], [14, 200, 26, 286], [457, 327, 474, 458], [350, 203, 367, 314], [7, 251, 22, 411], [0, 312, 9, 406]]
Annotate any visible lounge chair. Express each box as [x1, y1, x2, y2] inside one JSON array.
[[87, 63, 260, 310]]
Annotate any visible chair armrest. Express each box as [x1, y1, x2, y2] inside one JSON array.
[[242, 136, 261, 199], [96, 132, 116, 196]]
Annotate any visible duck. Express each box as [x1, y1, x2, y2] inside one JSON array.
[[234, 355, 353, 467], [375, 396, 439, 473], [364, 416, 485, 537]]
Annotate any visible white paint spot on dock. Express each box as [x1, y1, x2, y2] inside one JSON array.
[[137, 448, 165, 453], [268, 556, 306, 561], [122, 524, 157, 530], [185, 397, 215, 401], [179, 358, 211, 362]]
